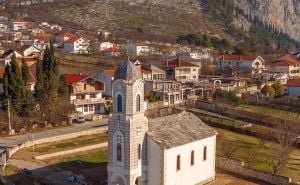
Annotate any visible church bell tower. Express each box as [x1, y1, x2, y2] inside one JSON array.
[[107, 60, 148, 185]]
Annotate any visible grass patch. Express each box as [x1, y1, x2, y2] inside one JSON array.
[[216, 128, 300, 182], [240, 104, 300, 121], [34, 133, 108, 154], [3, 165, 19, 176]]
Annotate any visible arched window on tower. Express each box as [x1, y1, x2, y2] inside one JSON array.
[[116, 134, 123, 162], [136, 94, 140, 112], [138, 144, 141, 160], [117, 143, 122, 161], [176, 155, 181, 171], [117, 94, 122, 112]]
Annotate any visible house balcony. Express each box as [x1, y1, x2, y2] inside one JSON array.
[[71, 98, 105, 105]]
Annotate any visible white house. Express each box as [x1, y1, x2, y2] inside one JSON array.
[[164, 57, 201, 82], [65, 74, 106, 115], [64, 37, 90, 54], [9, 19, 28, 31], [107, 60, 217, 185], [0, 22, 8, 32], [55, 32, 77, 46], [216, 55, 265, 74], [125, 43, 150, 56], [2, 50, 23, 65], [268, 55, 300, 78], [99, 42, 114, 51], [286, 79, 300, 97]]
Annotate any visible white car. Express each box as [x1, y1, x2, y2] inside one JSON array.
[[76, 116, 85, 123]]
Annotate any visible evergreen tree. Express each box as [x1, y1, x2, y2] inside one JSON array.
[[58, 75, 68, 97], [21, 59, 29, 87], [35, 59, 44, 100]]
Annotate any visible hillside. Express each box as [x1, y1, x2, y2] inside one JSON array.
[[234, 0, 300, 42]]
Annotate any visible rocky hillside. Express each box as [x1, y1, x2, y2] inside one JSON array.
[[234, 0, 300, 42]]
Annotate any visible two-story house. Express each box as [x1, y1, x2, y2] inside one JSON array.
[[125, 43, 150, 56], [163, 57, 200, 83], [268, 55, 300, 78], [216, 55, 265, 74], [9, 19, 28, 31], [64, 37, 90, 54], [65, 74, 105, 115]]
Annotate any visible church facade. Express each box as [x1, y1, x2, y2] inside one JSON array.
[[107, 60, 217, 185]]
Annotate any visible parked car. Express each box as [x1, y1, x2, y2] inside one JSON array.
[[76, 115, 85, 123]]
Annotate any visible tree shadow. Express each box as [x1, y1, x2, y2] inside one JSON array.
[[4, 160, 108, 185]]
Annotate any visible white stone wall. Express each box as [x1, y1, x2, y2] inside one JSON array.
[[147, 137, 161, 185], [164, 135, 216, 185]]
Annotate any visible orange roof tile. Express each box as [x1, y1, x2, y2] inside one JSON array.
[[32, 34, 52, 41], [103, 47, 119, 52], [164, 57, 198, 68], [65, 37, 80, 43], [64, 74, 87, 85], [272, 55, 300, 67], [217, 55, 258, 61], [104, 69, 116, 78], [11, 19, 27, 23], [286, 79, 300, 87]]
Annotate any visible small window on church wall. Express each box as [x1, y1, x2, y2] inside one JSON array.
[[117, 94, 122, 112], [136, 94, 141, 112], [203, 146, 207, 161], [176, 155, 180, 171], [191, 151, 194, 166], [117, 143, 122, 161], [138, 144, 141, 160]]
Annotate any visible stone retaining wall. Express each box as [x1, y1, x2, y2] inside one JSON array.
[[7, 126, 108, 159], [34, 142, 108, 160], [216, 156, 294, 185]]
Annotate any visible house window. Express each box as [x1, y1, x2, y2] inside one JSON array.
[[191, 151, 194, 166], [84, 105, 88, 112], [117, 94, 122, 112], [117, 143, 122, 161], [138, 144, 141, 160], [136, 94, 141, 112], [84, 84, 87, 90], [203, 146, 207, 161], [176, 155, 181, 171], [90, 94, 96, 98], [89, 104, 94, 112]]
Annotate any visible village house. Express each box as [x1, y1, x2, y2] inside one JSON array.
[[142, 64, 166, 80], [64, 37, 90, 54], [286, 78, 300, 97], [107, 60, 216, 185], [145, 80, 183, 106], [65, 74, 106, 115], [55, 32, 77, 47], [32, 33, 52, 50], [9, 19, 29, 31], [216, 55, 265, 74], [268, 55, 300, 78], [0, 21, 7, 32], [99, 41, 114, 51], [98, 29, 111, 39], [102, 47, 121, 57], [163, 57, 201, 83], [125, 43, 150, 56]]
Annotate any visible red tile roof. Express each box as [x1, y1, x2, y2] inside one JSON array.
[[141, 66, 151, 74], [32, 34, 52, 42], [103, 47, 119, 52], [286, 79, 300, 87], [271, 55, 300, 67], [65, 36, 80, 43], [217, 55, 258, 61], [64, 74, 87, 85], [11, 19, 27, 23], [164, 57, 198, 68], [58, 32, 77, 38]]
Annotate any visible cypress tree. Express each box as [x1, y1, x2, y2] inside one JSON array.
[[21, 59, 30, 87], [35, 59, 44, 100]]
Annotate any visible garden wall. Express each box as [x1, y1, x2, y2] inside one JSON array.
[[216, 157, 294, 185]]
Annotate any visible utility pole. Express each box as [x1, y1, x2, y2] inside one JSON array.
[[7, 99, 12, 135]]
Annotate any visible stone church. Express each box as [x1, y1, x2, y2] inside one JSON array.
[[107, 60, 217, 185]]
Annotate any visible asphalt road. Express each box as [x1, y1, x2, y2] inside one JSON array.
[[0, 119, 108, 148]]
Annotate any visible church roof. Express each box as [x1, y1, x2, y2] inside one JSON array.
[[147, 111, 216, 149], [114, 60, 142, 81]]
